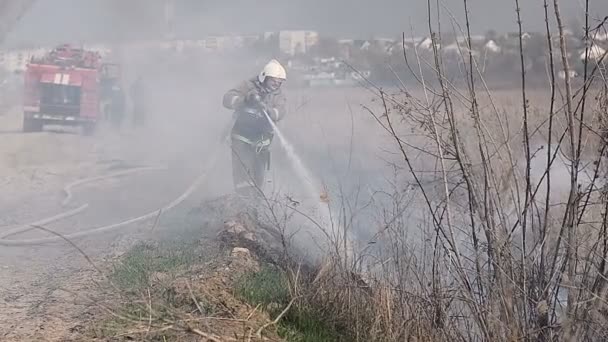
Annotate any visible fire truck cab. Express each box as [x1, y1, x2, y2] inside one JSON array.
[[22, 44, 103, 134]]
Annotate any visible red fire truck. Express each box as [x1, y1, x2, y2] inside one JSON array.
[[22, 44, 111, 134]]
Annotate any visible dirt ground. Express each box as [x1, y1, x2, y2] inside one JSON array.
[[0, 107, 216, 340], [0, 62, 238, 340]]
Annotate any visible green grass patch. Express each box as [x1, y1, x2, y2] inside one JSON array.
[[235, 265, 291, 306], [235, 266, 342, 342], [97, 239, 205, 339], [278, 308, 343, 342], [92, 228, 212, 340], [110, 240, 199, 290]]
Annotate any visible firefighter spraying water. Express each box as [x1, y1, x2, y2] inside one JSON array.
[[222, 59, 287, 196], [222, 60, 349, 260]]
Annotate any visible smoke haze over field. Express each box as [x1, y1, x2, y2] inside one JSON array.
[[4, 0, 608, 45]]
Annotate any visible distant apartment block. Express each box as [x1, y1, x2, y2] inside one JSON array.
[[279, 30, 319, 56], [0, 48, 48, 72]]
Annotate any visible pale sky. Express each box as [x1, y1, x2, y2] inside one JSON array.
[[4, 0, 608, 45]]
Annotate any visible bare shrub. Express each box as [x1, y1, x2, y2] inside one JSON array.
[[278, 1, 608, 341]]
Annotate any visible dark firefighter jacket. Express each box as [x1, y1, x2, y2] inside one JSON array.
[[222, 77, 286, 144]]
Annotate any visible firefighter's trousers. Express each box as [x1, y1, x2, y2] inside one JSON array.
[[230, 137, 270, 196]]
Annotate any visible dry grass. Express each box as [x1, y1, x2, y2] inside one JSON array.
[[267, 1, 608, 341], [86, 240, 284, 342]]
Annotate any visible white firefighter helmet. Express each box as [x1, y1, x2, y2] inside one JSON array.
[[258, 59, 287, 83]]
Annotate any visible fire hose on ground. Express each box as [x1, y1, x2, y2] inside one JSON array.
[[61, 166, 168, 207], [0, 154, 218, 247], [0, 166, 167, 240]]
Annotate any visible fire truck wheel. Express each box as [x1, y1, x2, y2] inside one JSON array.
[[22, 117, 43, 132], [82, 123, 97, 136]]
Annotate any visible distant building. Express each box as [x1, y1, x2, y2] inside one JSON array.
[[455, 35, 486, 44], [580, 45, 606, 61], [484, 40, 501, 53], [338, 39, 354, 46], [373, 38, 396, 49], [350, 40, 371, 51], [504, 32, 532, 41], [201, 34, 260, 51], [418, 37, 434, 50], [558, 69, 578, 79], [0, 48, 48, 72], [443, 42, 479, 57], [279, 30, 319, 55], [201, 36, 226, 52]]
